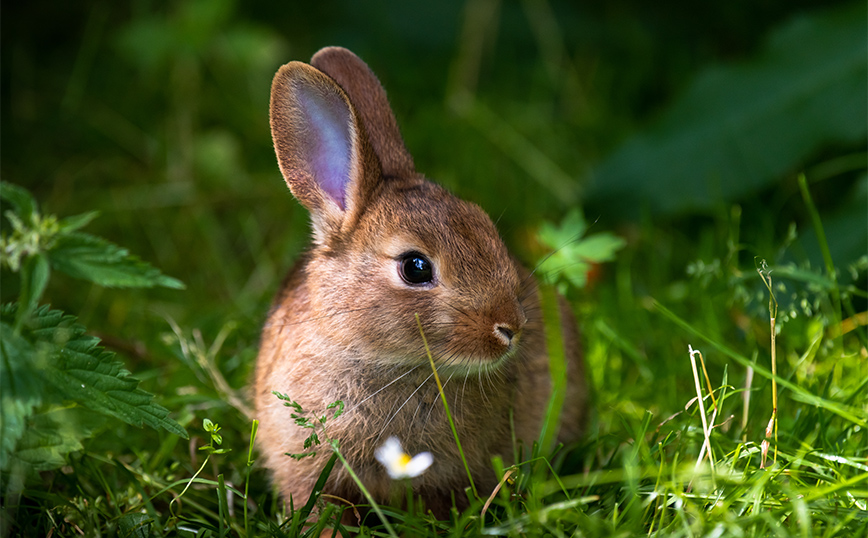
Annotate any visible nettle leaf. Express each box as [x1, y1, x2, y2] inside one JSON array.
[[0, 181, 37, 222], [0, 324, 47, 468], [118, 512, 154, 538], [15, 253, 51, 330], [26, 306, 187, 437], [1, 182, 183, 291], [48, 232, 184, 289], [57, 211, 99, 233], [8, 406, 103, 472], [538, 209, 626, 291], [0, 304, 188, 472]]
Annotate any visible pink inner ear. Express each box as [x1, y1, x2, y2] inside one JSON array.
[[298, 85, 353, 210]]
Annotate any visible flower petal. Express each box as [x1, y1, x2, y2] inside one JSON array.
[[374, 436, 403, 466], [405, 452, 433, 477]]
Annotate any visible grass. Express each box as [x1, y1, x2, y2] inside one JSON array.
[[3, 174, 865, 537], [2, 1, 866, 536]]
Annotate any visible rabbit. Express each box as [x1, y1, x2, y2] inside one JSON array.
[[254, 46, 588, 520]]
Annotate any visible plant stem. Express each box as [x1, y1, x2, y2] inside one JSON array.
[[798, 173, 841, 327], [331, 446, 398, 538], [688, 345, 716, 481], [415, 313, 478, 499], [170, 453, 211, 519], [244, 419, 259, 537]]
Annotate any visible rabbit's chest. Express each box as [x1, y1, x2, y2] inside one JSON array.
[[334, 371, 516, 462]]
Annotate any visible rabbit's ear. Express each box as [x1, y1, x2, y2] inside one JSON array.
[[311, 47, 415, 178], [270, 62, 379, 241]]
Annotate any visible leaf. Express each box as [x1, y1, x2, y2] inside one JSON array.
[[118, 512, 155, 538], [0, 303, 188, 474], [14, 253, 51, 331], [0, 320, 46, 468], [58, 211, 100, 233], [537, 209, 626, 291], [588, 3, 867, 216], [0, 181, 37, 222], [8, 406, 102, 472], [567, 234, 626, 264], [1, 183, 183, 292], [538, 209, 586, 248], [47, 232, 184, 289]]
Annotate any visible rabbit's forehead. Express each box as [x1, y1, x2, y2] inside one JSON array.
[[360, 187, 516, 281]]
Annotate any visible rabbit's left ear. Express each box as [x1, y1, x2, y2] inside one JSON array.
[[311, 47, 415, 179], [269, 61, 381, 242]]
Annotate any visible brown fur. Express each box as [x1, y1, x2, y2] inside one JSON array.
[[254, 47, 588, 519]]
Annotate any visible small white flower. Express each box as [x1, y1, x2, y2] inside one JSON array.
[[374, 436, 433, 479]]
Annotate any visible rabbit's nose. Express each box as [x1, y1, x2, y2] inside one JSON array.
[[494, 323, 519, 347]]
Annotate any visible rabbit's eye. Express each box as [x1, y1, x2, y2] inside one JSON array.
[[399, 253, 434, 285]]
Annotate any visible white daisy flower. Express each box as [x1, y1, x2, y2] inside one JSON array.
[[374, 436, 433, 479]]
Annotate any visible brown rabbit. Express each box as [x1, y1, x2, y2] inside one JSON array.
[[254, 46, 588, 519]]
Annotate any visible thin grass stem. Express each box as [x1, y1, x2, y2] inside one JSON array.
[[415, 313, 478, 499], [331, 446, 399, 538], [798, 173, 841, 324], [756, 260, 779, 465], [688, 345, 716, 483], [244, 419, 258, 537]]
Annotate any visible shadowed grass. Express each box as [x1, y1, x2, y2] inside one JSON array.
[[3, 1, 866, 536]]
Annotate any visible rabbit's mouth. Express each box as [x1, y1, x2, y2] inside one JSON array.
[[423, 338, 522, 375]]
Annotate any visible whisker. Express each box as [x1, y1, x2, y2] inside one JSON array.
[[340, 363, 423, 418], [375, 372, 434, 442]]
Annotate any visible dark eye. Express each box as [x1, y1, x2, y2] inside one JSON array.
[[399, 252, 434, 285]]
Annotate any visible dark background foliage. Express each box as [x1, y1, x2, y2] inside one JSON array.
[[4, 0, 862, 329], [1, 0, 865, 534]]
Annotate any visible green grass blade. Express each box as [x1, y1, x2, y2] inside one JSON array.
[[652, 299, 866, 427]]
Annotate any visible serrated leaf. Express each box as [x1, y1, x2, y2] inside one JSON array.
[[58, 211, 100, 233], [45, 344, 188, 438], [0, 181, 37, 222], [589, 3, 867, 216], [0, 320, 46, 469], [15, 253, 51, 330], [9, 406, 102, 472], [1, 305, 188, 448], [47, 232, 184, 289], [118, 512, 154, 538]]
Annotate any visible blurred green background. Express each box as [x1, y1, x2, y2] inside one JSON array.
[[2, 0, 865, 416], [3, 1, 867, 533]]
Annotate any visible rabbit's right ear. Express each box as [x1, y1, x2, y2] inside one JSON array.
[[269, 62, 379, 243], [311, 47, 415, 178]]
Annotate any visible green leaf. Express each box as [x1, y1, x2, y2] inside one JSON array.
[[0, 181, 37, 222], [0, 303, 188, 473], [57, 211, 100, 233], [47, 232, 184, 289], [9, 406, 102, 472], [589, 3, 867, 216], [538, 210, 586, 248], [566, 234, 626, 264], [118, 512, 154, 538], [537, 209, 626, 291], [0, 326, 46, 468], [14, 253, 51, 332]]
